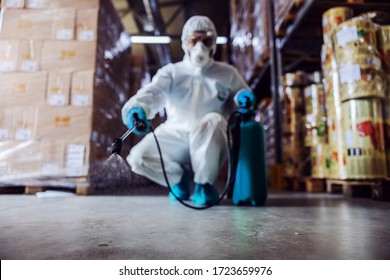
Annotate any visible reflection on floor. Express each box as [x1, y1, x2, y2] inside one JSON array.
[[1, 191, 389, 260]]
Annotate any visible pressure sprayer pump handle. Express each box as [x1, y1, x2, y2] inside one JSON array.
[[133, 113, 147, 132]]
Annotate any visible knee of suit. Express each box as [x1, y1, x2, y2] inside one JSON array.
[[126, 150, 145, 171], [196, 112, 226, 132]]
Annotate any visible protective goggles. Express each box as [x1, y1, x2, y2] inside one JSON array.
[[187, 31, 214, 48]]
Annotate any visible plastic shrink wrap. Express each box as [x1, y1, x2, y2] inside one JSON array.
[[0, 0, 132, 186], [230, 0, 296, 81], [321, 7, 389, 179]]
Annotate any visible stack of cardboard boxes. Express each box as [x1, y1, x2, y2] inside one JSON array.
[[230, 0, 298, 82], [281, 72, 308, 178], [303, 74, 329, 179], [0, 0, 131, 182]]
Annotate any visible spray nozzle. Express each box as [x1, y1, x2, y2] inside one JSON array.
[[110, 123, 138, 156], [111, 138, 123, 155]]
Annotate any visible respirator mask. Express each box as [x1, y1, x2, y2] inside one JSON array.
[[188, 32, 214, 67]]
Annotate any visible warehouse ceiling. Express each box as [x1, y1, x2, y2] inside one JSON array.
[[113, 0, 230, 73]]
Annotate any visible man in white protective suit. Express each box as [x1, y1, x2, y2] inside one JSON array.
[[122, 15, 255, 205]]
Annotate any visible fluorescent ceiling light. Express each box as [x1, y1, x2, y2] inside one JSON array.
[[130, 35, 228, 45], [130, 36, 171, 44], [216, 36, 228, 44]]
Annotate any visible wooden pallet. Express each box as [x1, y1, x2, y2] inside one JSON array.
[[326, 179, 343, 194], [0, 177, 90, 195], [0, 186, 25, 195], [284, 176, 306, 191], [371, 179, 390, 201], [305, 178, 326, 193], [326, 179, 381, 199]]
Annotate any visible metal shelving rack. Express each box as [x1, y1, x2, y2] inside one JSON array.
[[258, 0, 390, 166]]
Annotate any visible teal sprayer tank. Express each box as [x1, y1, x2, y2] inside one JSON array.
[[232, 109, 267, 206]]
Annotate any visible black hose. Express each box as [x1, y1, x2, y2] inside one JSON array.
[[150, 111, 242, 210]]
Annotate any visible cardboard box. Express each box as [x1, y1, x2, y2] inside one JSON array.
[[40, 138, 66, 176], [0, 0, 131, 182], [0, 139, 65, 178], [1, 0, 25, 8], [17, 40, 43, 72], [2, 140, 42, 165], [65, 140, 90, 176], [12, 106, 39, 141], [25, 0, 99, 9], [0, 9, 53, 39], [52, 9, 76, 41], [71, 70, 94, 106], [0, 140, 42, 179], [0, 72, 47, 105], [76, 9, 99, 41], [41, 40, 97, 71], [0, 39, 19, 72], [0, 8, 75, 40], [0, 107, 14, 141], [36, 106, 92, 139], [46, 71, 71, 106]]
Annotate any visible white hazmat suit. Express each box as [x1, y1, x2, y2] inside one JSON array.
[[122, 16, 250, 190]]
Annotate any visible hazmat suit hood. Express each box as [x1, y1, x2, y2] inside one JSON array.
[[181, 16, 217, 64]]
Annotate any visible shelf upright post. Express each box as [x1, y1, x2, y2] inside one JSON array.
[[267, 0, 283, 165]]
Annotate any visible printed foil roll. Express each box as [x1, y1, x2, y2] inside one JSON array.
[[336, 41, 386, 101], [282, 86, 304, 134], [304, 83, 327, 146], [377, 25, 390, 73], [322, 7, 354, 45], [341, 98, 387, 179], [334, 18, 377, 49], [311, 144, 329, 179]]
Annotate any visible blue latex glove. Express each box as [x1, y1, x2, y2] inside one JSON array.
[[236, 89, 256, 109], [126, 107, 150, 134]]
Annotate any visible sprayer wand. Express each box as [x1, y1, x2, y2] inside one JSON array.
[[111, 113, 147, 156], [110, 125, 137, 156]]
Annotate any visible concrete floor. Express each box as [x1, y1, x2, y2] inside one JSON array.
[[1, 191, 390, 260]]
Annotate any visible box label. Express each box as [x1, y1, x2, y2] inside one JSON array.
[[0, 61, 15, 72], [339, 64, 361, 84], [67, 144, 85, 156], [66, 144, 86, 176], [66, 167, 84, 176], [15, 128, 32, 140], [56, 29, 73, 40], [0, 128, 9, 141], [48, 94, 66, 106], [26, 0, 45, 8], [72, 94, 89, 106], [336, 26, 358, 46], [78, 30, 94, 41], [42, 163, 59, 176], [4, 0, 24, 8], [345, 130, 353, 146], [20, 60, 38, 72]]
